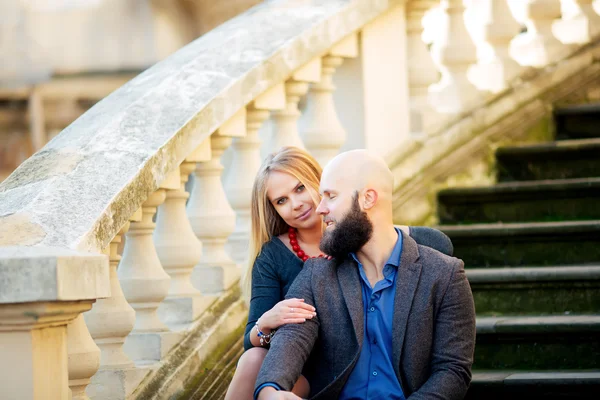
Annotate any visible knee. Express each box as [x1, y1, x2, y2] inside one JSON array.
[[236, 347, 268, 376]]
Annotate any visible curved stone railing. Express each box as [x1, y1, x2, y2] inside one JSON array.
[[2, 0, 600, 398], [0, 1, 407, 399]]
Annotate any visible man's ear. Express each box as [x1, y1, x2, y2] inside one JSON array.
[[363, 188, 378, 210]]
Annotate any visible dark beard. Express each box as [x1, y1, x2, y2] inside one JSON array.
[[319, 193, 373, 259]]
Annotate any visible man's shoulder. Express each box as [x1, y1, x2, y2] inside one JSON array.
[[304, 256, 338, 272], [301, 257, 340, 281]]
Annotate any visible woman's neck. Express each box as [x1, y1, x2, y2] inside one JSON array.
[[296, 223, 323, 246]]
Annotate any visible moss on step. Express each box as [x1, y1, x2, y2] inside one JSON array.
[[472, 283, 600, 315], [474, 338, 600, 370], [175, 323, 246, 400]]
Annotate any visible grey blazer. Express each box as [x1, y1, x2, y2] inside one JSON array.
[[255, 231, 476, 400]]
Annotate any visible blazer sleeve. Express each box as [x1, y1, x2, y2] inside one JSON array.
[[408, 258, 476, 400], [254, 260, 320, 393], [244, 256, 283, 350]]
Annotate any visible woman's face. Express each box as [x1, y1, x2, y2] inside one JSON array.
[[266, 170, 321, 230]]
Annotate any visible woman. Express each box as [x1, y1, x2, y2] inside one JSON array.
[[225, 147, 453, 400]]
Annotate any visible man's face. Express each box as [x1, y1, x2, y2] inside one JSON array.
[[317, 172, 373, 258]]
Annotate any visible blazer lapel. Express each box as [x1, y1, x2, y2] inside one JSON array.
[[337, 258, 364, 347], [392, 231, 422, 382]]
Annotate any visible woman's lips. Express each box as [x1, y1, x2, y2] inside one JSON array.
[[297, 207, 312, 221]]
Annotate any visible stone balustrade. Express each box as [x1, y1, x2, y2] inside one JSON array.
[[2, 0, 600, 398]]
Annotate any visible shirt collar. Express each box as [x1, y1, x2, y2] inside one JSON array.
[[350, 227, 403, 268]]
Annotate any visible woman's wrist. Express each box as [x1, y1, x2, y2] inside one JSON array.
[[256, 317, 272, 334], [255, 319, 276, 346]]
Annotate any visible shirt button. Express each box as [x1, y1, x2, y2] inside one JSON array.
[[369, 306, 375, 312], [372, 371, 378, 376]]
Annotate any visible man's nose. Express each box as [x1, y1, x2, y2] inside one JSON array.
[[316, 198, 328, 215]]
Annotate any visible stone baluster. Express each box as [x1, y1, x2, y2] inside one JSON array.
[[225, 85, 286, 265], [301, 34, 358, 166], [120, 171, 183, 362], [429, 0, 480, 114], [407, 0, 441, 136], [268, 58, 322, 153], [189, 110, 245, 294], [472, 0, 522, 93], [85, 221, 136, 370], [554, 0, 600, 44], [67, 315, 100, 400], [0, 249, 107, 400], [0, 300, 95, 400], [85, 209, 149, 400], [155, 141, 213, 328], [511, 0, 566, 67]]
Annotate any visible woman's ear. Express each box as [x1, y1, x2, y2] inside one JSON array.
[[363, 188, 378, 210]]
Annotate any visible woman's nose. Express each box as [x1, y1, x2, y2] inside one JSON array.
[[291, 196, 302, 210]]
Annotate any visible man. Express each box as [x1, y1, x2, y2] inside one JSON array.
[[255, 150, 476, 400]]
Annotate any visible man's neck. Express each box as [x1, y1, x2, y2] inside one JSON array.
[[355, 225, 399, 276]]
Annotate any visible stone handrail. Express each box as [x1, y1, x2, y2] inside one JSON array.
[[0, 0, 399, 254]]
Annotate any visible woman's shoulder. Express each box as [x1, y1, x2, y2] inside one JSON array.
[[254, 237, 299, 275], [256, 237, 291, 264]]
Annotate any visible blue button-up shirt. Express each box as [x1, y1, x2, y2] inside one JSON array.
[[339, 228, 405, 400]]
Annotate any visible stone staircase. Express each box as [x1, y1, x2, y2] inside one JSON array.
[[438, 104, 600, 399]]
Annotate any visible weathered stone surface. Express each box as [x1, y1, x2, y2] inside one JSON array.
[[474, 315, 600, 370], [467, 371, 600, 400], [438, 177, 600, 224], [0, 246, 109, 304], [0, 0, 400, 254], [443, 220, 600, 267], [496, 138, 600, 182]]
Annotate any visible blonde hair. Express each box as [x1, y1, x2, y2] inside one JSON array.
[[243, 146, 322, 298]]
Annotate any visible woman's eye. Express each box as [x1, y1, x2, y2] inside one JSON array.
[[276, 198, 286, 205], [297, 185, 305, 192]]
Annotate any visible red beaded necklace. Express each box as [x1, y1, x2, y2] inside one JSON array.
[[288, 227, 324, 262]]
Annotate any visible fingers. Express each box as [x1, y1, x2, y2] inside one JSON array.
[[282, 318, 309, 324], [289, 310, 316, 319], [285, 299, 316, 312]]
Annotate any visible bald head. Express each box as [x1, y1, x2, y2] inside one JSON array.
[[322, 149, 394, 200]]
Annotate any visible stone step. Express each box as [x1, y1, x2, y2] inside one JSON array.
[[437, 178, 600, 224], [474, 315, 600, 370], [441, 220, 600, 267], [466, 370, 600, 400], [468, 266, 600, 315], [555, 103, 600, 140], [496, 138, 600, 182]]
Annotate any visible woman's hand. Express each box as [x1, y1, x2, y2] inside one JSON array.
[[259, 298, 316, 331]]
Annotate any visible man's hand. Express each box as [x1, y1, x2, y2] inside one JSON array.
[[257, 386, 302, 400]]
